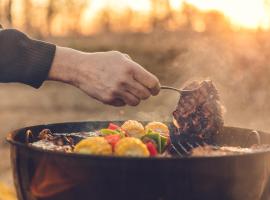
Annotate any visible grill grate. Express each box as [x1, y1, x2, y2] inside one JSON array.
[[169, 128, 206, 156], [169, 127, 262, 157]]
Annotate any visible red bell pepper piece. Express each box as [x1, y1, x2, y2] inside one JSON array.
[[105, 134, 121, 151], [108, 123, 120, 130], [108, 123, 127, 137], [146, 142, 158, 156]]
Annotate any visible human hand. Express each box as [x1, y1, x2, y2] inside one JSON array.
[[48, 47, 160, 106]]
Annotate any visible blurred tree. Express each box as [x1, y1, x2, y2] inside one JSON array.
[[45, 0, 88, 36], [5, 0, 12, 26], [22, 0, 33, 32], [98, 6, 112, 33], [150, 0, 173, 31], [203, 11, 231, 33], [46, 0, 57, 36], [264, 0, 270, 27], [0, 0, 13, 27], [181, 1, 193, 30], [62, 0, 88, 35], [122, 7, 134, 32]]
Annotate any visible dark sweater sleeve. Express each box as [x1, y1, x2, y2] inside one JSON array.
[[0, 28, 56, 88]]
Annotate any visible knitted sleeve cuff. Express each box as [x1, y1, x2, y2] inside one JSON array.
[[0, 29, 56, 88]]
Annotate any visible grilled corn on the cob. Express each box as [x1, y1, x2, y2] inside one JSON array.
[[145, 122, 169, 137], [121, 120, 145, 138], [74, 137, 112, 155], [115, 137, 149, 157]]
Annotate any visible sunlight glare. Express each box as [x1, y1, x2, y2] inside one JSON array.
[[187, 0, 270, 29], [83, 0, 270, 30]]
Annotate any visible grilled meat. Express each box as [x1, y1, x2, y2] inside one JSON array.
[[31, 129, 75, 152], [173, 80, 224, 143], [191, 145, 270, 157]]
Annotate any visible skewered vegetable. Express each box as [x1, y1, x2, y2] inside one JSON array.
[[121, 120, 145, 138], [142, 132, 168, 153], [104, 134, 121, 151], [74, 137, 112, 155], [145, 122, 169, 137], [100, 129, 120, 136], [145, 142, 158, 156], [115, 137, 149, 157], [99, 123, 126, 137], [108, 123, 121, 131]]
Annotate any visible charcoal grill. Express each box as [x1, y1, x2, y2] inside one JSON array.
[[6, 121, 270, 200]]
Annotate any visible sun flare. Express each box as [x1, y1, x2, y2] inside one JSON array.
[[186, 0, 270, 29], [85, 0, 270, 30]]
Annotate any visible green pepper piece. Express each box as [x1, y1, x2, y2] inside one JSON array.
[[160, 135, 168, 153], [115, 129, 125, 137], [100, 129, 119, 136], [142, 133, 161, 153]]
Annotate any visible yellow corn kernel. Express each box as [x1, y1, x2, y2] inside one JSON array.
[[145, 122, 169, 137], [74, 137, 112, 155], [115, 137, 149, 157], [121, 120, 145, 138]]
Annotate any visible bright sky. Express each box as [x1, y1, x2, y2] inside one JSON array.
[[84, 0, 270, 29], [187, 0, 270, 29]]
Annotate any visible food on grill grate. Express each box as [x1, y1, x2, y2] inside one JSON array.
[[30, 129, 74, 152], [191, 145, 270, 157], [74, 137, 112, 155], [28, 120, 269, 158], [115, 137, 149, 157], [141, 132, 169, 154], [29, 121, 169, 157], [173, 80, 224, 143], [31, 140, 73, 152], [145, 121, 169, 137], [191, 145, 251, 156], [121, 120, 145, 138]]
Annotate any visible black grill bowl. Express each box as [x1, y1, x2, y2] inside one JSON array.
[[6, 121, 270, 200]]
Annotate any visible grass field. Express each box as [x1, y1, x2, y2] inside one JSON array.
[[1, 30, 270, 198]]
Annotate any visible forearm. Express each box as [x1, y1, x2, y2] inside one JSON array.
[[0, 28, 56, 88], [48, 46, 83, 85]]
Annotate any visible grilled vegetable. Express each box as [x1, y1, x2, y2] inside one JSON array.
[[145, 122, 169, 137], [100, 129, 119, 136], [142, 132, 168, 153], [115, 137, 149, 157], [146, 142, 158, 156], [74, 137, 112, 155], [104, 134, 121, 151], [108, 123, 120, 130], [121, 120, 145, 138], [99, 128, 125, 137]]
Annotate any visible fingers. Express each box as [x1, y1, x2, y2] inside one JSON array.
[[101, 90, 140, 107], [124, 81, 151, 100], [130, 61, 160, 96], [107, 98, 126, 107], [117, 91, 141, 106]]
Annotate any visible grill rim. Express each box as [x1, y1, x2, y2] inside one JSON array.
[[6, 120, 270, 161]]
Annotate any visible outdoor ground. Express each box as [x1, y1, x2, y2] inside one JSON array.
[[1, 31, 270, 199]]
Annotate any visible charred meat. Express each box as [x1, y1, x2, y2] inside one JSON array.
[[172, 80, 224, 144], [30, 129, 75, 152], [191, 145, 270, 157]]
